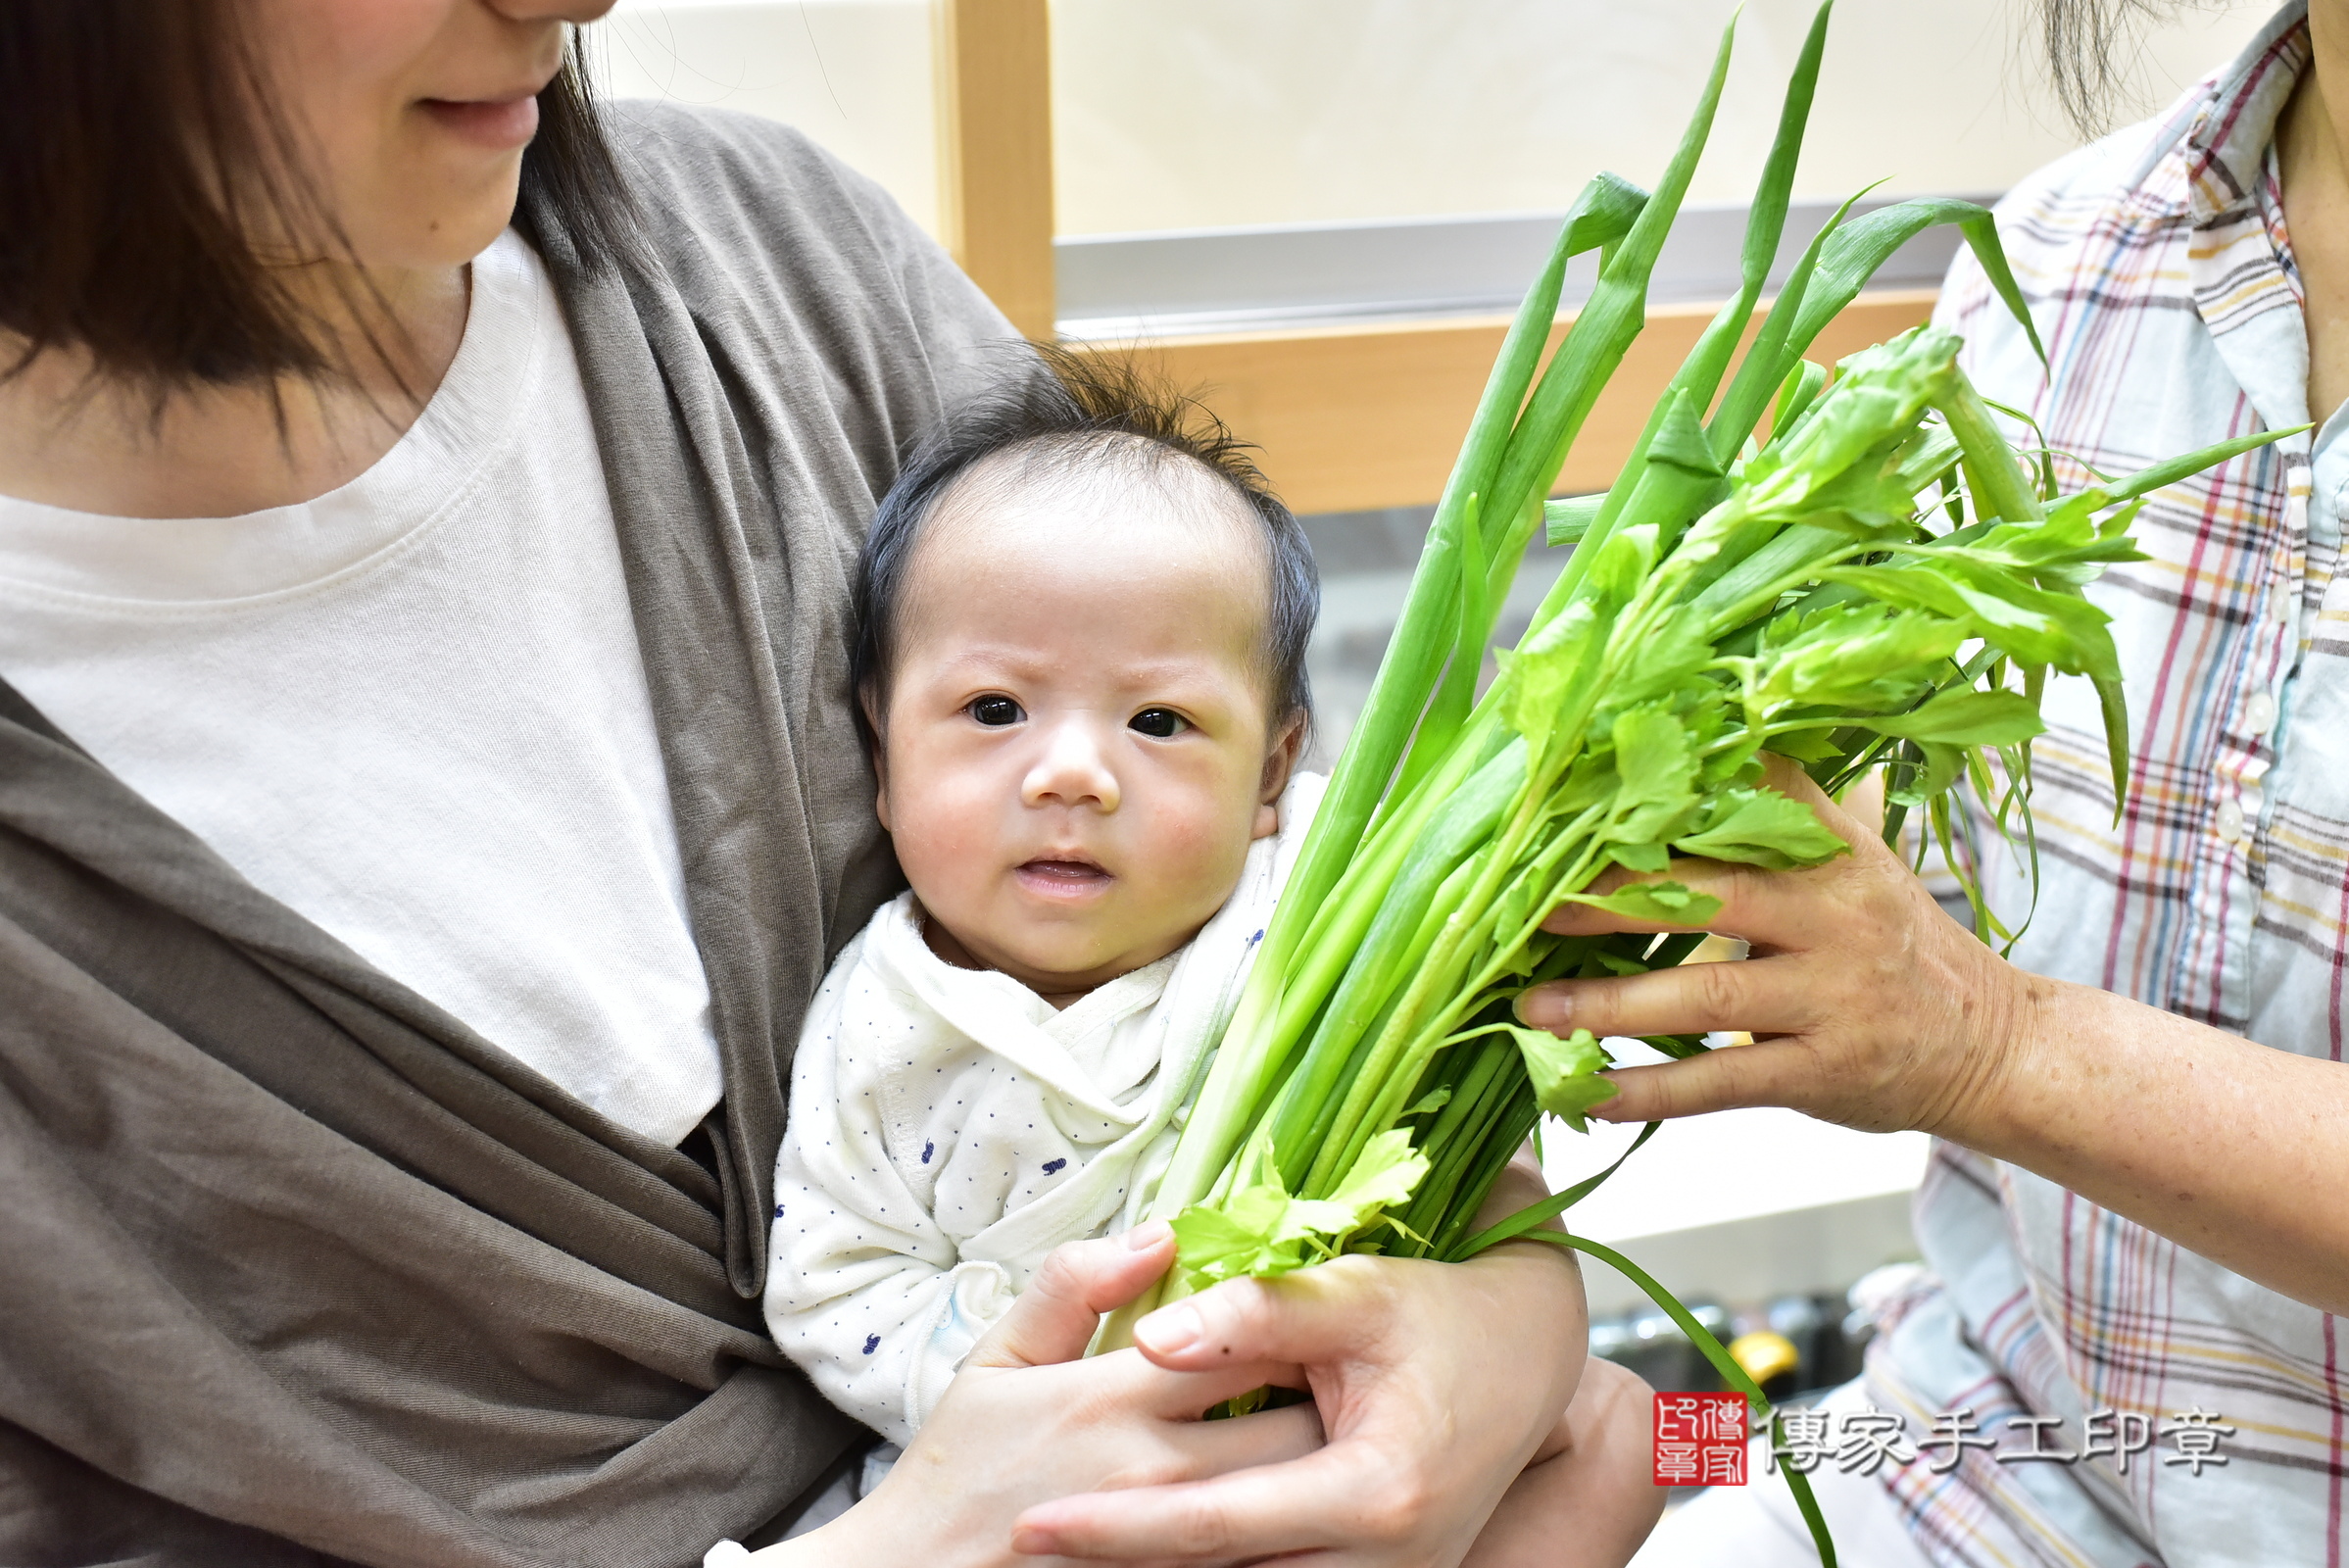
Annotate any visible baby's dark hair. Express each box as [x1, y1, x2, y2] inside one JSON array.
[[853, 344, 1319, 744]]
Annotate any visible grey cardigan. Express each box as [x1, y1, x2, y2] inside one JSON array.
[[0, 104, 1012, 1566]]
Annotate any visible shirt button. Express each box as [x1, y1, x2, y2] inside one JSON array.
[[2245, 690, 2278, 736], [2216, 797, 2246, 843], [2276, 582, 2299, 625]]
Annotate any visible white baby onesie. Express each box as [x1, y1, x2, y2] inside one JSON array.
[[765, 773, 1324, 1446]]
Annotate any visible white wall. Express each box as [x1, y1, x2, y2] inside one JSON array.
[[596, 2, 940, 224], [599, 0, 2274, 237]]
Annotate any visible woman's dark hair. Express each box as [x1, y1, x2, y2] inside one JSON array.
[[0, 2, 640, 392], [2036, 0, 2204, 136], [853, 345, 1320, 747]]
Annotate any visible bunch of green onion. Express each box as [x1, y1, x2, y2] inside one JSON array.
[[1097, 6, 2284, 1560]]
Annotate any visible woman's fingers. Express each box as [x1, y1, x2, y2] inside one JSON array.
[[1129, 1264, 1373, 1375], [1541, 756, 1880, 943], [1021, 1248, 1585, 1564], [965, 1224, 1175, 1371], [961, 1222, 1312, 1421], [1540, 851, 1854, 946], [1516, 949, 1810, 1041], [1586, 1041, 1822, 1122], [1157, 1398, 1326, 1472], [1130, 1355, 1314, 1422], [1013, 1446, 1355, 1560]]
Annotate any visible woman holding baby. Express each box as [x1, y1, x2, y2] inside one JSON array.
[[0, 1, 1642, 1564]]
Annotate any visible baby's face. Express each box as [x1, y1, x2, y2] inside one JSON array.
[[874, 460, 1300, 1001]]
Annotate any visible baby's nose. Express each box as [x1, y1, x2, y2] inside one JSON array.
[[1022, 719, 1121, 811]]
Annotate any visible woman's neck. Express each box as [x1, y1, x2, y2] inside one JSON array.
[[2282, 3, 2349, 425], [0, 261, 469, 519]]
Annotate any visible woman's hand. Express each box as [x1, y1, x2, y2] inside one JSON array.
[[1512, 755, 2349, 1318], [1010, 1156, 1590, 1566], [1517, 755, 2040, 1142], [797, 1223, 1323, 1568]]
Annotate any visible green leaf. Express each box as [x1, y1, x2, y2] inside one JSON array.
[[1868, 689, 2046, 747], [2094, 669, 2132, 815], [1693, 0, 1839, 462], [1501, 1025, 1621, 1134], [1673, 788, 1850, 868], [1402, 1088, 1453, 1118], [1794, 200, 2046, 368], [1585, 522, 1659, 609], [1763, 726, 1843, 763], [1888, 422, 1966, 495], [1755, 605, 1965, 711], [1171, 1133, 1432, 1290], [1609, 706, 1699, 841], [1559, 880, 1724, 926], [1611, 616, 1717, 709], [1317, 1128, 1433, 1221], [1823, 563, 1972, 620], [1780, 433, 1932, 535], [1646, 386, 1727, 478], [1169, 1200, 1301, 1287], [1929, 560, 2118, 674], [1921, 740, 1968, 799], [1735, 329, 1963, 523], [1481, 12, 1737, 572], [1610, 840, 1673, 873], [2096, 422, 2307, 507], [1770, 360, 1829, 441], [1498, 600, 1604, 752]]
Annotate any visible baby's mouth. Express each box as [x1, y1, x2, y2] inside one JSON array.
[[1014, 857, 1113, 897]]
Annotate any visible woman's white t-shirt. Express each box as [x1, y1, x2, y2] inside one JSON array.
[[0, 231, 724, 1147]]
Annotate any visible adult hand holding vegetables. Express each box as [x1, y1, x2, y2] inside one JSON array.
[[1526, 754, 2349, 1321], [774, 1189, 1638, 1568], [1010, 1156, 1659, 1567]]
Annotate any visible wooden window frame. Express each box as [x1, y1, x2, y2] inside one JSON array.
[[932, 1, 1934, 516]]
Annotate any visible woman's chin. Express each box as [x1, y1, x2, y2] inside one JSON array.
[[349, 157, 527, 271]]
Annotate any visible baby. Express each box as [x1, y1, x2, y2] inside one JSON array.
[[765, 352, 1661, 1565], [765, 352, 1318, 1439]]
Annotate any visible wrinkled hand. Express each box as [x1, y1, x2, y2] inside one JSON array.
[[1011, 1161, 1587, 1566], [844, 1224, 1322, 1568], [1519, 755, 2038, 1140]]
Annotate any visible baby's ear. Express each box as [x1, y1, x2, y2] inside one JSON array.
[[1251, 711, 1306, 840], [861, 685, 893, 831]]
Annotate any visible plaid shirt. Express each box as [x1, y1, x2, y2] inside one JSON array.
[[1865, 6, 2349, 1564]]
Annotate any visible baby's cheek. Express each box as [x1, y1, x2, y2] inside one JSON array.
[[1139, 792, 1255, 906], [891, 780, 997, 901]]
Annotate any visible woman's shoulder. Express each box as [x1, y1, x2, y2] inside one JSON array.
[[1940, 22, 2296, 379], [1994, 116, 2197, 265], [604, 102, 892, 233], [1937, 107, 2207, 404], [599, 102, 921, 290]]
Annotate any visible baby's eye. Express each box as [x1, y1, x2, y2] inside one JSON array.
[[968, 695, 1024, 727], [1129, 708, 1187, 738]]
